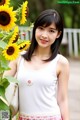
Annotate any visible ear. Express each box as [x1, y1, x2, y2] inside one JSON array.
[[56, 31, 62, 38]]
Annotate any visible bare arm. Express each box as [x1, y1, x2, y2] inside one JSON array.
[[3, 59, 18, 77], [57, 56, 70, 120]]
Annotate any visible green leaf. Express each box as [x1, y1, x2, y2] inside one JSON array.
[[2, 31, 14, 43], [0, 33, 4, 38], [0, 99, 9, 110], [0, 41, 7, 49], [0, 86, 6, 99], [0, 100, 12, 120], [4, 76, 19, 84], [0, 47, 3, 51], [0, 87, 12, 120], [0, 78, 10, 89], [0, 55, 10, 70], [0, 66, 10, 74]]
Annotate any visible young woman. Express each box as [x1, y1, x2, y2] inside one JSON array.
[[4, 9, 70, 120]]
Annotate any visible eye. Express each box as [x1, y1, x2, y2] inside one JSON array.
[[49, 29, 56, 33], [38, 26, 44, 30]]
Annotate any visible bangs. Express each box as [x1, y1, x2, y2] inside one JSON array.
[[36, 15, 57, 28]]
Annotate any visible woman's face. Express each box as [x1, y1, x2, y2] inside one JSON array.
[[35, 23, 61, 48]]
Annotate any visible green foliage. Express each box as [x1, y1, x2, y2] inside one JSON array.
[[0, 4, 30, 118], [0, 99, 8, 109], [0, 86, 6, 99], [64, 15, 72, 28], [0, 78, 10, 89], [0, 86, 11, 120], [0, 54, 10, 74], [15, 0, 80, 28], [0, 99, 11, 120], [0, 75, 18, 119], [0, 41, 7, 49], [10, 0, 25, 10]]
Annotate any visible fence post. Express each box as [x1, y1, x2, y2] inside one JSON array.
[[67, 29, 73, 56], [73, 30, 78, 57]]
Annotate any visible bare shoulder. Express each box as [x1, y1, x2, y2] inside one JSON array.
[[58, 55, 69, 65], [58, 54, 70, 71]]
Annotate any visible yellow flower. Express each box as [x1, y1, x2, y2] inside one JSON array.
[[0, 5, 17, 31], [9, 26, 19, 44], [0, 0, 10, 6], [20, 1, 29, 24], [18, 40, 31, 51], [2, 43, 19, 60]]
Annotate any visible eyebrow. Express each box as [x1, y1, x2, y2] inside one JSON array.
[[39, 25, 57, 30], [49, 27, 57, 30]]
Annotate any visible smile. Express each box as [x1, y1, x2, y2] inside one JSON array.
[[40, 39, 48, 44]]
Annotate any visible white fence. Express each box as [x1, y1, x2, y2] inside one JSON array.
[[19, 27, 80, 57]]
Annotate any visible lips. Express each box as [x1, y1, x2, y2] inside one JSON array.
[[40, 39, 48, 44]]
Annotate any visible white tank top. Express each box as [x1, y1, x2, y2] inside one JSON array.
[[17, 54, 61, 117]]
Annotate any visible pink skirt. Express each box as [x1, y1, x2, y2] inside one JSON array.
[[19, 114, 62, 120]]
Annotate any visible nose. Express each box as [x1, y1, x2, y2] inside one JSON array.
[[41, 30, 48, 38]]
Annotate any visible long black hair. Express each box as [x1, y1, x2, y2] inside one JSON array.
[[22, 9, 63, 61]]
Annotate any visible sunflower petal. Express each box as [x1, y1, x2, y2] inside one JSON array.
[[9, 26, 19, 44], [0, 5, 17, 31], [18, 40, 30, 51], [20, 1, 28, 24], [2, 43, 20, 61], [0, 0, 10, 6]]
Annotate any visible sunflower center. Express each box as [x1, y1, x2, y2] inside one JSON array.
[[0, 11, 10, 26], [7, 46, 15, 55], [0, 0, 5, 5]]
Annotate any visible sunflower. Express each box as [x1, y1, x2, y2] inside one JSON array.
[[9, 26, 19, 44], [18, 40, 31, 52], [0, 5, 17, 31], [2, 43, 19, 60], [0, 0, 10, 6], [20, 1, 29, 24]]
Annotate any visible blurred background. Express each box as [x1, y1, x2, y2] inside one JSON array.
[[11, 0, 80, 120], [11, 0, 80, 27], [10, 0, 80, 59]]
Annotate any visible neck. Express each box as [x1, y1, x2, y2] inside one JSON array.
[[33, 47, 51, 59]]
